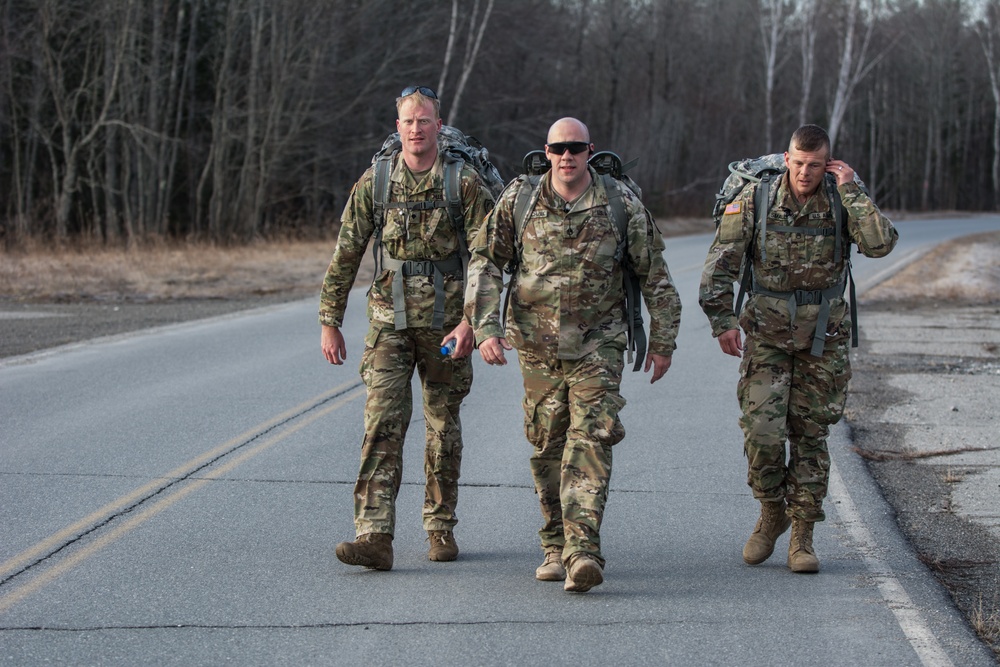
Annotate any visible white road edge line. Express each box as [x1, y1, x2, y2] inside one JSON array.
[[828, 457, 955, 667]]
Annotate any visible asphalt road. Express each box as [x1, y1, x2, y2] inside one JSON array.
[[1, 217, 999, 665]]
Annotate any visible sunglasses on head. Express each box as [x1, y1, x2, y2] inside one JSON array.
[[546, 141, 590, 155], [401, 85, 438, 100]]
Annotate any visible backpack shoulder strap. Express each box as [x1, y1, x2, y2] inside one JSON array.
[[501, 175, 543, 332], [442, 150, 465, 227], [442, 151, 470, 267], [601, 173, 628, 248], [512, 174, 543, 256], [600, 174, 646, 372], [368, 152, 396, 293], [825, 176, 858, 347], [734, 176, 774, 317], [753, 172, 776, 263]]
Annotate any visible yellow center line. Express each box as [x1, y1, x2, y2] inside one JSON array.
[[0, 384, 364, 614]]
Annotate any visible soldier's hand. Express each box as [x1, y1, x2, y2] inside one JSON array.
[[826, 159, 854, 186], [321, 325, 347, 365], [718, 329, 742, 358], [442, 321, 475, 359], [479, 336, 512, 366], [645, 353, 672, 384]]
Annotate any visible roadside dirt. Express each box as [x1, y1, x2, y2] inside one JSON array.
[[849, 231, 1000, 658]]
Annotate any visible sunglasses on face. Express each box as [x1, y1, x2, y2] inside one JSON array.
[[546, 141, 590, 155], [401, 85, 438, 100]]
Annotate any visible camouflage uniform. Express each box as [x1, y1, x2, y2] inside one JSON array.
[[320, 151, 494, 537], [466, 168, 682, 565], [699, 172, 897, 521]]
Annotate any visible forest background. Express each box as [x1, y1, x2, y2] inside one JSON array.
[[4, 0, 1000, 248]]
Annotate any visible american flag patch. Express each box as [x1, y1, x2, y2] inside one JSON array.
[[725, 202, 742, 215]]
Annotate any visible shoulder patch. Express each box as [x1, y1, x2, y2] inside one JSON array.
[[724, 201, 742, 215]]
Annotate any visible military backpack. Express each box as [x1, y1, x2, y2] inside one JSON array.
[[368, 125, 505, 330], [712, 154, 865, 356], [506, 150, 647, 371]]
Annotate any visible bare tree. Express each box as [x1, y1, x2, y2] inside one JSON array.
[[797, 0, 820, 126], [445, 0, 495, 126], [759, 0, 791, 149], [35, 0, 133, 241], [977, 0, 1000, 209], [827, 0, 882, 149], [438, 0, 459, 97], [3, 0, 1000, 243]]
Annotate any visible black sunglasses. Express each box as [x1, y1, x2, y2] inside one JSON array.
[[401, 85, 438, 100], [546, 141, 590, 155]]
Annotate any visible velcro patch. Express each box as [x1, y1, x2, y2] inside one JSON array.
[[725, 201, 742, 215]]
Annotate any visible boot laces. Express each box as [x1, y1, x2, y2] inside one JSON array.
[[428, 530, 452, 545]]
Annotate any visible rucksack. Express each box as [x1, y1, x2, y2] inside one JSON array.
[[506, 150, 647, 371], [368, 125, 505, 330], [712, 153, 861, 356]]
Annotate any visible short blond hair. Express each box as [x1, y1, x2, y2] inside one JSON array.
[[396, 91, 440, 118]]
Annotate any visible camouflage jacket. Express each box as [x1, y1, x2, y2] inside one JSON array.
[[319, 151, 494, 329], [699, 172, 898, 345], [465, 168, 682, 360]]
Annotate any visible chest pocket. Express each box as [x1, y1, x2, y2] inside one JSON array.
[[381, 184, 448, 246], [759, 209, 792, 272], [577, 208, 619, 272]]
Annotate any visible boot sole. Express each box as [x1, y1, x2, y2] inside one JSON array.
[[335, 545, 392, 571], [788, 558, 820, 574], [428, 551, 458, 562], [564, 561, 603, 592]]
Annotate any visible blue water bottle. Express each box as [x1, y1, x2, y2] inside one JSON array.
[[440, 339, 457, 356]]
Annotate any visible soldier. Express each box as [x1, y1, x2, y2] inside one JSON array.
[[699, 124, 898, 573], [465, 117, 682, 592], [319, 86, 494, 571]]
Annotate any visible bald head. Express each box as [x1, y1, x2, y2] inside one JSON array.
[[547, 117, 590, 144]]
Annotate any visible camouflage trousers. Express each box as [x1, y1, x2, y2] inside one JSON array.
[[737, 334, 852, 522], [517, 343, 626, 567], [352, 324, 472, 536]]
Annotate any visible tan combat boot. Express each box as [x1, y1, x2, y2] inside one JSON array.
[[335, 533, 393, 570], [787, 519, 820, 573], [564, 553, 603, 593], [535, 547, 566, 581], [427, 530, 459, 561], [743, 500, 792, 565]]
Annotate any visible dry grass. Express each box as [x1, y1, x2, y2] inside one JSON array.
[[0, 218, 710, 303], [0, 239, 342, 302], [864, 231, 1000, 304], [943, 467, 966, 483], [971, 594, 1000, 645]]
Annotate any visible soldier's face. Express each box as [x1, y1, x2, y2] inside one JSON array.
[[784, 145, 829, 202], [397, 99, 441, 160], [545, 127, 593, 194]]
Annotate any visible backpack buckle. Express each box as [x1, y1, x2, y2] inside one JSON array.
[[402, 260, 434, 277], [794, 289, 822, 305]]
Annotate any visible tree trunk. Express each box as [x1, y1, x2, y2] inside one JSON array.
[[447, 0, 494, 127]]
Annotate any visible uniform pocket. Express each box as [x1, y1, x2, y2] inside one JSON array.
[[579, 213, 619, 272], [719, 211, 743, 243]]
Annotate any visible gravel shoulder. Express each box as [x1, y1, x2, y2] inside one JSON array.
[[847, 231, 1000, 659]]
